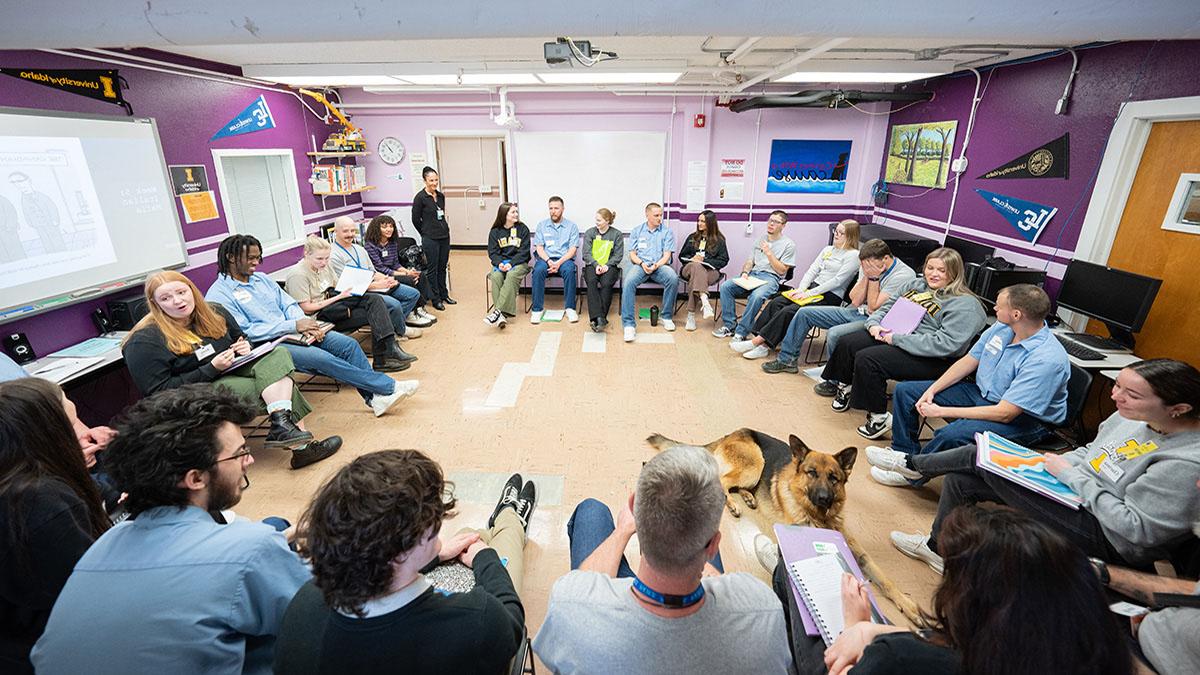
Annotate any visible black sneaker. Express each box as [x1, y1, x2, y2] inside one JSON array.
[[290, 436, 342, 469], [264, 411, 314, 449], [515, 480, 537, 531], [832, 386, 851, 412], [590, 318, 603, 333], [813, 380, 839, 397], [488, 473, 522, 529], [761, 359, 799, 375], [857, 412, 893, 440]]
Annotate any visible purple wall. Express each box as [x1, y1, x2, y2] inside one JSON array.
[[877, 40, 1200, 277], [0, 49, 354, 354]]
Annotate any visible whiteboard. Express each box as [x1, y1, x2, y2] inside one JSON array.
[[513, 131, 666, 238]]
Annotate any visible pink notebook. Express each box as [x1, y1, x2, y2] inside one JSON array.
[[879, 297, 927, 335], [774, 524, 886, 636]]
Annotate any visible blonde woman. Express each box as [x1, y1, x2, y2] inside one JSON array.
[[815, 247, 986, 439], [121, 270, 341, 469]]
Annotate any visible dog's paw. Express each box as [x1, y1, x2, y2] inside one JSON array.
[[725, 501, 742, 518], [739, 490, 758, 509]]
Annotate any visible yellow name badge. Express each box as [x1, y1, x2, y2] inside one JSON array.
[[908, 291, 933, 303], [698, 239, 707, 252]]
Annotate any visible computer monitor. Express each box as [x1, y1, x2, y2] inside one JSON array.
[[944, 235, 995, 266], [1055, 260, 1162, 349]]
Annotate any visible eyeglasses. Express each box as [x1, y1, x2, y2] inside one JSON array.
[[213, 448, 253, 465], [767, 218, 785, 225]]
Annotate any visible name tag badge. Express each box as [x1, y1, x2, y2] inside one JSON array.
[[698, 239, 707, 252], [195, 343, 216, 361], [545, 239, 555, 247], [637, 238, 648, 251], [233, 289, 253, 304], [381, 250, 389, 257], [1097, 454, 1126, 482], [985, 335, 1004, 355], [436, 208, 445, 220]]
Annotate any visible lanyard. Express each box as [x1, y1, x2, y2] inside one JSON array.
[[631, 576, 705, 608], [335, 242, 362, 268]]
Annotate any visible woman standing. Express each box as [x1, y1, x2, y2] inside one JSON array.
[[581, 208, 625, 332], [0, 377, 110, 674], [486, 202, 531, 329], [678, 210, 729, 332], [731, 219, 860, 359], [362, 214, 436, 327], [411, 166, 453, 309], [122, 270, 341, 469]]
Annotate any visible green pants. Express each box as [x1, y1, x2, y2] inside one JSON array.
[[488, 263, 529, 316], [215, 347, 312, 420]]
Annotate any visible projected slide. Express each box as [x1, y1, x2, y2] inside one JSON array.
[[0, 136, 117, 289]]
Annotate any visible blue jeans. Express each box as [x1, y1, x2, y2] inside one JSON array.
[[891, 380, 1050, 458], [531, 258, 578, 312], [568, 498, 724, 575], [719, 272, 779, 336], [777, 306, 865, 364], [283, 331, 395, 403], [620, 265, 679, 327], [371, 284, 420, 335]]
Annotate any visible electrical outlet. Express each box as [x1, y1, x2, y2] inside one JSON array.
[[478, 199, 486, 208], [951, 157, 968, 173], [745, 222, 754, 235]]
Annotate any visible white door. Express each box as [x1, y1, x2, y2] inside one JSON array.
[[433, 136, 507, 245]]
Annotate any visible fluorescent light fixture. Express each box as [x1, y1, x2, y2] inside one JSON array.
[[264, 75, 406, 86], [777, 71, 945, 84], [392, 73, 542, 85], [537, 72, 682, 84]]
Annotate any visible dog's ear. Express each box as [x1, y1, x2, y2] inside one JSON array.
[[835, 447, 859, 475], [789, 435, 811, 462]]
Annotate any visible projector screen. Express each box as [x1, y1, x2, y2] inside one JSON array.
[[0, 106, 187, 322]]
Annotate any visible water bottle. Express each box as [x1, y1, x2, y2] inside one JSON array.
[[650, 305, 659, 327]]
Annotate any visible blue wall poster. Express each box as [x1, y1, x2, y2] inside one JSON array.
[[211, 95, 276, 141], [766, 140, 852, 194]]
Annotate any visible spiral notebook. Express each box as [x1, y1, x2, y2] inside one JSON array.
[[787, 553, 853, 646]]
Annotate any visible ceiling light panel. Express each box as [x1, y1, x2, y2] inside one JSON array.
[[537, 72, 682, 84], [776, 71, 945, 83], [265, 75, 407, 86]]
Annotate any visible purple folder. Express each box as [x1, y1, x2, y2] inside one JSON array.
[[879, 297, 927, 335], [774, 524, 885, 636]]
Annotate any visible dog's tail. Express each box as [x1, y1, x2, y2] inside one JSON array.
[[646, 433, 683, 452]]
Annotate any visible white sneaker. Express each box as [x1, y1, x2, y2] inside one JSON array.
[[700, 295, 715, 320], [662, 318, 675, 332], [484, 309, 502, 326], [754, 533, 780, 573], [402, 327, 422, 340], [530, 310, 543, 325], [406, 314, 434, 328], [743, 344, 770, 360], [624, 326, 636, 342], [730, 339, 756, 354], [496, 313, 507, 330], [871, 466, 913, 487], [866, 446, 922, 479], [566, 308, 579, 323], [417, 307, 437, 322], [369, 380, 419, 417], [890, 531, 944, 574], [685, 313, 696, 331], [712, 326, 733, 338]]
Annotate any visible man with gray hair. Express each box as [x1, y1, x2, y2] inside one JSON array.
[[533, 446, 793, 674]]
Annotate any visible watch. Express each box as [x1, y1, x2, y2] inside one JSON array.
[[1089, 557, 1111, 585], [377, 136, 406, 165]]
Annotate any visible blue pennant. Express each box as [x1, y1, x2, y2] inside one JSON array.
[[974, 189, 1057, 244], [211, 94, 276, 141]]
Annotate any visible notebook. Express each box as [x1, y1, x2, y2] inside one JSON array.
[[787, 553, 852, 645], [225, 336, 288, 370], [975, 432, 1082, 509], [781, 289, 825, 307], [732, 275, 769, 291], [775, 524, 885, 637], [540, 309, 565, 322], [879, 296, 927, 335], [334, 266, 374, 295]]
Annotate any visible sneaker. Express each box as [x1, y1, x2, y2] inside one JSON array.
[[290, 436, 342, 469], [890, 531, 944, 574], [813, 380, 839, 397], [417, 307, 438, 324], [662, 318, 675, 332], [743, 345, 770, 360], [487, 473, 522, 528], [685, 312, 696, 332], [406, 314, 434, 328], [264, 410, 314, 449], [857, 412, 892, 440], [865, 446, 922, 479], [754, 533, 780, 573], [831, 386, 851, 412], [762, 359, 799, 374], [730, 339, 756, 354], [624, 326, 636, 342], [369, 380, 419, 417], [497, 313, 507, 330], [566, 308, 579, 323], [514, 480, 537, 531], [871, 466, 913, 487], [700, 295, 715, 320], [485, 308, 503, 326], [712, 326, 733, 338], [402, 327, 422, 340], [530, 310, 543, 325], [590, 318, 603, 333]]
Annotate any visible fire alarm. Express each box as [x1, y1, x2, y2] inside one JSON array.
[[693, 114, 706, 128]]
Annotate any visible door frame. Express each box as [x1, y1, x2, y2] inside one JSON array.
[[425, 129, 513, 204]]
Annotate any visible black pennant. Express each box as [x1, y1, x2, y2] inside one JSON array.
[[977, 133, 1069, 180], [0, 68, 133, 115]]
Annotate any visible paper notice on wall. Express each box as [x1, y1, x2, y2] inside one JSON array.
[[721, 158, 746, 179], [719, 181, 744, 201], [687, 160, 708, 187], [179, 190, 219, 223], [686, 185, 706, 211]]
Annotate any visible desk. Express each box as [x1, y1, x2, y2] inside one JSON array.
[[1052, 328, 1143, 370], [26, 332, 128, 386]]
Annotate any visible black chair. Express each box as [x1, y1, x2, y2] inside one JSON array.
[[1031, 364, 1093, 452], [673, 268, 727, 315], [509, 624, 536, 675]]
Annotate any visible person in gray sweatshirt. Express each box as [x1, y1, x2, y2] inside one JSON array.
[[889, 358, 1200, 574], [816, 247, 987, 439], [581, 208, 625, 332]]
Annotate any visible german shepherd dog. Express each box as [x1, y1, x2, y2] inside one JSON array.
[[647, 428, 923, 622]]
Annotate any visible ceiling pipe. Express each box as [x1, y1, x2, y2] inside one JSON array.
[[728, 89, 932, 113], [736, 37, 852, 92], [725, 37, 763, 64]]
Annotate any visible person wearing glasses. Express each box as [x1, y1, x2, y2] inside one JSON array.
[[32, 385, 312, 675], [714, 210, 796, 341]]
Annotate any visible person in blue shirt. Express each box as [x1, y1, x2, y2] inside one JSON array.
[[866, 283, 1071, 487], [32, 384, 312, 675], [620, 202, 678, 342], [714, 210, 796, 341], [0, 351, 29, 381], [205, 235, 417, 418], [530, 196, 581, 324], [328, 216, 425, 341]]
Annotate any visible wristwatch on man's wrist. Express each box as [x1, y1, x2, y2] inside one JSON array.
[[1089, 557, 1111, 585]]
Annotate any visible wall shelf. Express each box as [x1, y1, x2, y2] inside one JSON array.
[[306, 151, 370, 158], [313, 186, 375, 197]]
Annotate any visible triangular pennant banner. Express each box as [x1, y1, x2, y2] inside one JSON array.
[[0, 68, 131, 114], [211, 94, 276, 141], [977, 133, 1069, 180], [975, 189, 1057, 244]]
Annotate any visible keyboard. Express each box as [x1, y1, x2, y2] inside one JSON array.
[[1064, 332, 1128, 351], [1056, 335, 1105, 361]]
